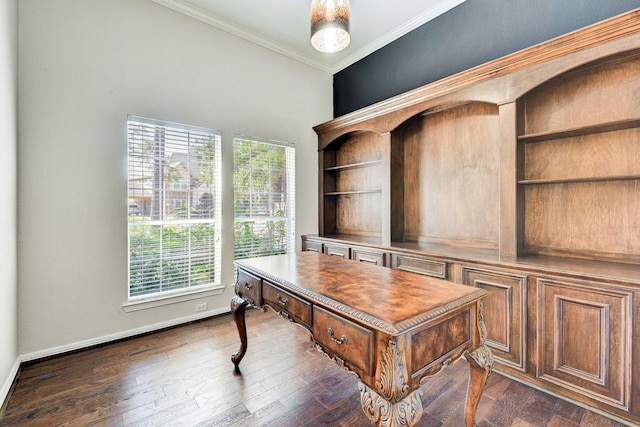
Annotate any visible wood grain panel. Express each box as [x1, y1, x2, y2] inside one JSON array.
[[410, 310, 471, 378], [462, 267, 527, 371], [333, 132, 383, 166], [333, 166, 383, 193], [335, 193, 382, 237], [555, 298, 605, 380], [537, 277, 632, 411], [524, 128, 640, 181], [402, 102, 500, 248], [524, 180, 640, 262], [523, 52, 640, 135]]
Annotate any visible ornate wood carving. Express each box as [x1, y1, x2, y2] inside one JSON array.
[[314, 342, 361, 379], [375, 338, 410, 402], [358, 381, 423, 427]]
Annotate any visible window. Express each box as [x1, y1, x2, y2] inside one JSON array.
[[233, 136, 295, 260], [127, 116, 221, 299]]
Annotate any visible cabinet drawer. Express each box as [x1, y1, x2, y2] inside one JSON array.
[[313, 306, 374, 375], [302, 239, 323, 253], [352, 248, 386, 266], [391, 253, 447, 279], [236, 270, 262, 305], [323, 244, 350, 259], [263, 281, 312, 326]]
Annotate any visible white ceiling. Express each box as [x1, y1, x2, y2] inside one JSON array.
[[151, 0, 468, 73]]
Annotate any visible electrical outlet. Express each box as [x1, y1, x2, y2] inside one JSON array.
[[196, 303, 207, 312]]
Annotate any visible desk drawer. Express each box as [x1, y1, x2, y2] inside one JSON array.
[[391, 253, 447, 279], [263, 281, 312, 326], [236, 270, 262, 305], [313, 306, 374, 375]]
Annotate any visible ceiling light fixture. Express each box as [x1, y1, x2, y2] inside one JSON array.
[[310, 0, 351, 53]]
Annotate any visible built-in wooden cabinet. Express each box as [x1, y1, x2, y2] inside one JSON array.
[[393, 102, 501, 251], [391, 253, 447, 279], [535, 276, 634, 413], [321, 131, 384, 239], [517, 52, 640, 264], [461, 266, 527, 373], [322, 242, 350, 259], [306, 10, 640, 425], [351, 246, 387, 267]]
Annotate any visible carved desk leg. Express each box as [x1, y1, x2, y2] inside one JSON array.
[[463, 303, 494, 427], [358, 337, 424, 427], [231, 295, 249, 372]]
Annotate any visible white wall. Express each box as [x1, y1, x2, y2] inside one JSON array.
[[0, 0, 18, 406], [18, 0, 331, 357]]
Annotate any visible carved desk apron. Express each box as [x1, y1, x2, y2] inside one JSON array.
[[231, 252, 492, 427]]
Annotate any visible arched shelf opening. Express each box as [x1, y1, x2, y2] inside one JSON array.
[[516, 50, 640, 264], [319, 130, 386, 241], [389, 101, 501, 252]]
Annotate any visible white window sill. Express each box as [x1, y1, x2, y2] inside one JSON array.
[[123, 285, 226, 313]]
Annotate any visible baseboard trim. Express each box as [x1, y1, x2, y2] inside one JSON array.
[[20, 306, 231, 363], [2, 308, 233, 419], [0, 357, 21, 419]]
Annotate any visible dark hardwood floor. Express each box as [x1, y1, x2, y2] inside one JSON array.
[[0, 308, 629, 427]]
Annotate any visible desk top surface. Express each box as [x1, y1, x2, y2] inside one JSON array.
[[235, 252, 486, 334]]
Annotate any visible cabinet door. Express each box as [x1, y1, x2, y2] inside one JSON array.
[[462, 267, 527, 372], [536, 277, 632, 412]]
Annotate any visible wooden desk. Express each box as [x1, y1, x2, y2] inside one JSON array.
[[231, 252, 493, 427]]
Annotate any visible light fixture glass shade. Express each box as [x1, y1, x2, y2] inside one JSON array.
[[310, 0, 351, 53]]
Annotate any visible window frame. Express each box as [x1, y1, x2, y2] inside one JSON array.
[[233, 134, 296, 261], [126, 115, 223, 306]]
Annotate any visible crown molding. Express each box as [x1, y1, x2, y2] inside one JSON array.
[[151, 0, 335, 73], [151, 0, 467, 74]]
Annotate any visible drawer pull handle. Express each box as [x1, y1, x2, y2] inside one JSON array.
[[276, 293, 289, 307], [358, 257, 377, 264], [327, 328, 347, 345], [329, 252, 345, 258], [244, 282, 253, 290]]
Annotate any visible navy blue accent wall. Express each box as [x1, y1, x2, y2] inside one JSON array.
[[333, 0, 639, 117]]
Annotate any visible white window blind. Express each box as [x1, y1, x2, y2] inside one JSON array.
[[127, 116, 221, 299], [233, 136, 295, 259]]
